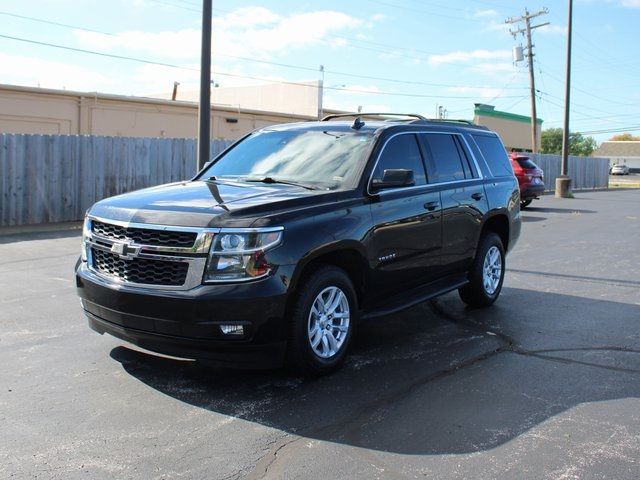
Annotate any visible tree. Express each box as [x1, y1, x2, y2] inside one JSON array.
[[540, 128, 598, 156], [610, 133, 640, 141]]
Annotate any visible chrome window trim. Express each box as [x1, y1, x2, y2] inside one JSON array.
[[366, 130, 486, 196]]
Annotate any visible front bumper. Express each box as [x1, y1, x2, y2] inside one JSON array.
[[76, 261, 293, 368]]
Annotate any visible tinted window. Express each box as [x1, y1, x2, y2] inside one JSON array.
[[421, 134, 466, 183], [203, 130, 375, 190], [515, 158, 538, 169], [472, 134, 513, 177], [373, 134, 426, 186]]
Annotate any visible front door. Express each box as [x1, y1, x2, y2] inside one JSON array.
[[368, 133, 443, 296]]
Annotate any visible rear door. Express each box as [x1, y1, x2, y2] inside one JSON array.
[[368, 133, 443, 295], [418, 132, 488, 274]]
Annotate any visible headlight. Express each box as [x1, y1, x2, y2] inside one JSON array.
[[204, 228, 283, 282], [81, 215, 91, 262]]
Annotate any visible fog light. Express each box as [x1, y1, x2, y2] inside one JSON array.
[[220, 324, 244, 336]]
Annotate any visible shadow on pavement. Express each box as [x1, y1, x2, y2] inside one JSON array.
[[110, 288, 640, 455], [507, 268, 640, 287], [521, 215, 546, 223], [524, 206, 596, 214], [0, 229, 81, 244]]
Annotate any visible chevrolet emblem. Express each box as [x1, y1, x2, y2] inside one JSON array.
[[110, 242, 139, 259]]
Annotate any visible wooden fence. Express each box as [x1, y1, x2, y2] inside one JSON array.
[[0, 134, 612, 227], [0, 134, 232, 226], [528, 153, 610, 192]]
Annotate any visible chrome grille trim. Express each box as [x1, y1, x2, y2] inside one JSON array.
[[84, 216, 219, 291]]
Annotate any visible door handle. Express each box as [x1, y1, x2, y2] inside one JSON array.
[[424, 201, 439, 211], [471, 192, 483, 201]]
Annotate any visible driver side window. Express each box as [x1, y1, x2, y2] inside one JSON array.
[[372, 134, 427, 186]]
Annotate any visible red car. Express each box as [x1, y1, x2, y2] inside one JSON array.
[[509, 153, 545, 208]]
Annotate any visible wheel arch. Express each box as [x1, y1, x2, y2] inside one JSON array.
[[288, 241, 369, 307], [480, 212, 510, 252]]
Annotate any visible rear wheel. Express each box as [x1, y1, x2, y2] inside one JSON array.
[[286, 266, 357, 376], [520, 199, 533, 209], [459, 232, 505, 307]]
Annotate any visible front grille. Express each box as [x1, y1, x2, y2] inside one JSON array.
[[91, 248, 189, 286], [92, 220, 197, 248]]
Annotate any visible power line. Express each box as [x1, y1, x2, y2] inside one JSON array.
[[0, 10, 528, 91], [0, 33, 527, 100], [506, 7, 550, 153], [0, 11, 114, 36], [578, 125, 640, 135], [364, 0, 475, 21]]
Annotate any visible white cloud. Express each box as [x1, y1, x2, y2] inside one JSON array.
[[74, 7, 363, 60], [428, 49, 511, 66], [74, 29, 201, 60], [0, 53, 116, 92], [621, 0, 640, 6]]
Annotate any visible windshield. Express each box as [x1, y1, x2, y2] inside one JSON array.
[[201, 129, 375, 190]]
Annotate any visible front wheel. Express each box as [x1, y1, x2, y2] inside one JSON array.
[[459, 232, 505, 308], [286, 266, 357, 376], [520, 199, 533, 209]]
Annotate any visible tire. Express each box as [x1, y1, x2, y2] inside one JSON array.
[[459, 232, 505, 308], [286, 265, 358, 376], [520, 199, 533, 209]]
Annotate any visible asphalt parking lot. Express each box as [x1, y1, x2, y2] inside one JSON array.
[[609, 172, 640, 187], [2, 189, 640, 480]]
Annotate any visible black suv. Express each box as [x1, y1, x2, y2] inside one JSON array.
[[76, 113, 521, 375]]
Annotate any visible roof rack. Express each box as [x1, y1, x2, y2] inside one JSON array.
[[424, 118, 476, 126], [321, 112, 427, 121]]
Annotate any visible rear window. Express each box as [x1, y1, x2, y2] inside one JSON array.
[[515, 158, 538, 169], [472, 134, 513, 177]]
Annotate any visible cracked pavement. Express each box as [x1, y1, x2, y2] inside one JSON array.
[[1, 189, 640, 479]]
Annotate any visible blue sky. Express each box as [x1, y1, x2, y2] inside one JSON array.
[[0, 0, 638, 141]]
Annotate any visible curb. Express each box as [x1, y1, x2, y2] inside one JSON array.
[[0, 221, 82, 237]]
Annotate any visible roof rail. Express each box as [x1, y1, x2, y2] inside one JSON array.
[[321, 112, 427, 121], [425, 118, 476, 126]]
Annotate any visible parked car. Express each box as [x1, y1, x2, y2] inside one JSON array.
[[610, 164, 630, 175], [76, 113, 521, 375], [509, 153, 544, 208]]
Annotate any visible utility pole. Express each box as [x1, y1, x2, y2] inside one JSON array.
[[197, 0, 212, 171], [317, 65, 325, 120], [556, 0, 574, 198], [506, 8, 549, 153]]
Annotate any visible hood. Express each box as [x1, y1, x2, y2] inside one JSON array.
[[88, 180, 324, 228]]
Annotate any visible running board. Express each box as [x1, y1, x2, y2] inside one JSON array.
[[361, 274, 468, 320]]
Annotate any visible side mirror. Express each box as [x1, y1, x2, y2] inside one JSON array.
[[371, 169, 415, 191]]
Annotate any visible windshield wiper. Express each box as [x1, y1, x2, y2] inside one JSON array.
[[243, 176, 319, 191]]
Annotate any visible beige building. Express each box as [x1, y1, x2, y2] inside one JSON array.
[[1, 84, 543, 150], [155, 80, 321, 118], [473, 103, 542, 152], [0, 83, 320, 140]]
